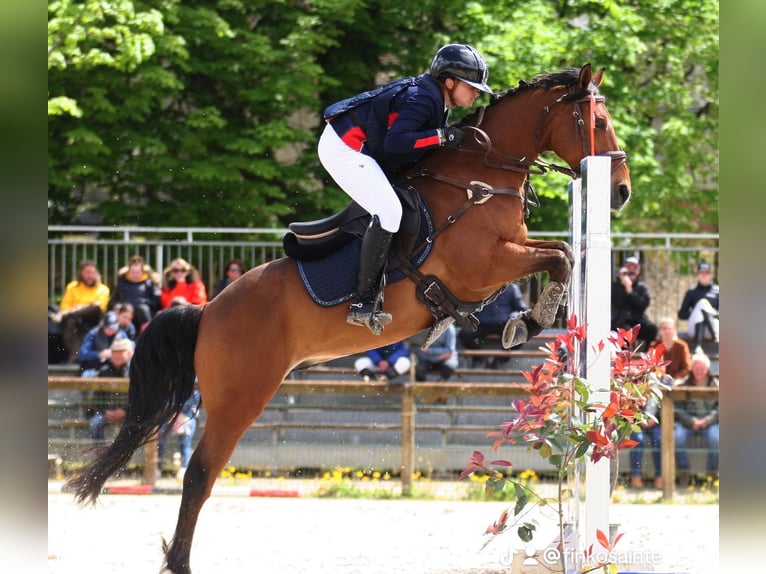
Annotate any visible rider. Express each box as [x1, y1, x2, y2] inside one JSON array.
[[318, 43, 492, 334]]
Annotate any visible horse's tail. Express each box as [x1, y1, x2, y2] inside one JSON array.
[[67, 304, 203, 505]]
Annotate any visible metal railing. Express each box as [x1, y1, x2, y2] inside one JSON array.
[[48, 226, 718, 326]]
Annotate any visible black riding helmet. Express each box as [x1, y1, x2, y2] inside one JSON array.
[[430, 44, 492, 94]]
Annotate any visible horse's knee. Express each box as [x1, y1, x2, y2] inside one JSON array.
[[557, 242, 574, 268], [549, 251, 572, 284]]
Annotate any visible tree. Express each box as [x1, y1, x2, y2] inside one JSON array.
[[49, 0, 718, 233]]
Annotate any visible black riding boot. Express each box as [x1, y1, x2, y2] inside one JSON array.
[[702, 310, 719, 343], [347, 215, 394, 333]]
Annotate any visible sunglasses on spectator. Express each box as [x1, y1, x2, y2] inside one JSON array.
[[228, 267, 242, 273], [172, 268, 187, 273]]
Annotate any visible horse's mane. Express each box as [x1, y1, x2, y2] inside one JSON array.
[[458, 67, 586, 126]]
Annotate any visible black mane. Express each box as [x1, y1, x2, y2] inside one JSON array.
[[459, 67, 586, 126]]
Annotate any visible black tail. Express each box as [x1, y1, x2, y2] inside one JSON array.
[[67, 305, 203, 505]]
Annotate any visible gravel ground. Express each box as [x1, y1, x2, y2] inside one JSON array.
[[48, 480, 718, 574]]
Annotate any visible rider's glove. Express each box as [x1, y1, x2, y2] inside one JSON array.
[[440, 126, 463, 148]]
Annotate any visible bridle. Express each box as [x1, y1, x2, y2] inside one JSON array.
[[532, 84, 627, 175]]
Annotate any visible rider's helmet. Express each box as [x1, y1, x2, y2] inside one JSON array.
[[430, 44, 492, 94]]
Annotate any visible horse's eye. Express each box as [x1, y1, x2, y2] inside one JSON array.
[[595, 117, 607, 129]]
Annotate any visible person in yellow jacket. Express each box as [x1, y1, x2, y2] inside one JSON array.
[[51, 260, 110, 362]]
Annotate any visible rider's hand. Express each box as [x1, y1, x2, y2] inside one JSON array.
[[441, 126, 463, 148]]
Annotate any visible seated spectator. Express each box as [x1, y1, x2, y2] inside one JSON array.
[[610, 256, 657, 351], [158, 389, 202, 480], [160, 258, 208, 309], [674, 353, 719, 487], [210, 259, 247, 300], [414, 323, 458, 382], [84, 337, 134, 441], [458, 282, 527, 368], [109, 255, 161, 333], [49, 261, 111, 363], [677, 261, 719, 354], [77, 311, 131, 377], [354, 341, 411, 384], [113, 302, 137, 341], [632, 317, 691, 488]]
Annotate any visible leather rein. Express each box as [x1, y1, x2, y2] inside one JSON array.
[[402, 84, 627, 252]]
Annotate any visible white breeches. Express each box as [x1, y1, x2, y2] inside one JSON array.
[[354, 355, 412, 376], [687, 298, 719, 339], [318, 123, 402, 233]]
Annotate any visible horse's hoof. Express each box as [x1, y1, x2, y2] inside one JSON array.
[[502, 316, 528, 349]]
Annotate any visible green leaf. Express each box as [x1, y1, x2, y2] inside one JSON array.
[[517, 523, 535, 542]]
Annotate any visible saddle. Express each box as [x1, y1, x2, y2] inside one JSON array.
[[283, 185, 502, 347]]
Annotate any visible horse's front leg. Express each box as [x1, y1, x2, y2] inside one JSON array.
[[523, 239, 575, 272], [501, 241, 573, 349]]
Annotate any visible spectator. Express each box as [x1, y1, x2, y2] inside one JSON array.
[[77, 311, 131, 377], [677, 261, 719, 354], [157, 389, 202, 479], [109, 255, 161, 332], [650, 317, 692, 382], [84, 337, 134, 441], [160, 258, 208, 309], [354, 341, 411, 384], [50, 261, 111, 363], [610, 256, 657, 351], [628, 395, 661, 489], [414, 323, 459, 382], [113, 302, 137, 341], [674, 353, 719, 488], [458, 282, 527, 368], [210, 259, 246, 300], [630, 317, 691, 488]]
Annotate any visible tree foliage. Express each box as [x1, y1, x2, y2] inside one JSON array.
[[49, 0, 718, 232]]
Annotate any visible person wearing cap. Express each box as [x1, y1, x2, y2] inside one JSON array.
[[610, 256, 658, 350], [317, 43, 492, 334], [678, 262, 719, 353], [77, 310, 131, 377], [85, 337, 135, 441]]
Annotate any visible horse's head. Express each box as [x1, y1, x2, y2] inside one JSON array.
[[535, 64, 632, 211], [466, 64, 631, 212]]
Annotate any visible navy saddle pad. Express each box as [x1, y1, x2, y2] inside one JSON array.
[[295, 203, 434, 307]]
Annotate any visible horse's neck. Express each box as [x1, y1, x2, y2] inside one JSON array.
[[477, 91, 546, 159]]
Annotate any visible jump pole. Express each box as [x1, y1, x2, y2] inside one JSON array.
[[567, 155, 612, 558]]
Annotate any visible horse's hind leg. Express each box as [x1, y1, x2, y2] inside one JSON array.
[[162, 413, 254, 574]]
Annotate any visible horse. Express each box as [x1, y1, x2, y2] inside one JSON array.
[[67, 64, 631, 573]]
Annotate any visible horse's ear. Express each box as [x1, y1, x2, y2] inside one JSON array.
[[578, 64, 592, 90], [592, 67, 604, 87]]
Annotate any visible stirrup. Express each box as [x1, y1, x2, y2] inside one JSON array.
[[347, 302, 392, 334]]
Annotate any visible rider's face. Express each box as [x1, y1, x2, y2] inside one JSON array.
[[452, 80, 481, 108]]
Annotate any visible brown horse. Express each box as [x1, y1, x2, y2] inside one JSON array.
[[67, 64, 630, 573]]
